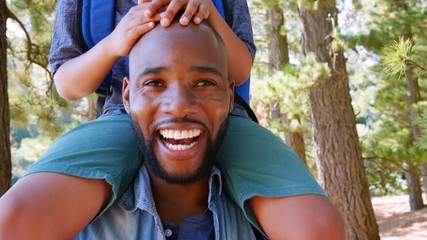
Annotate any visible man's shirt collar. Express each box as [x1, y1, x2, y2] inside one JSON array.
[[118, 164, 223, 213]]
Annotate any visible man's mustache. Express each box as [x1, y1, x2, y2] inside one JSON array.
[[154, 117, 208, 130]]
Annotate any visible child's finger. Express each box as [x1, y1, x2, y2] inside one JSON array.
[[192, 2, 209, 24], [144, 0, 171, 18], [123, 5, 161, 33], [127, 3, 162, 24], [179, 1, 199, 25], [127, 22, 156, 41], [160, 0, 186, 27]]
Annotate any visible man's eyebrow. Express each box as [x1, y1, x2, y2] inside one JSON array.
[[137, 66, 170, 78], [190, 66, 224, 79]]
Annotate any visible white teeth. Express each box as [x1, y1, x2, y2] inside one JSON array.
[[174, 131, 181, 140], [159, 129, 202, 151], [182, 130, 189, 139], [159, 129, 201, 140], [165, 141, 197, 151]]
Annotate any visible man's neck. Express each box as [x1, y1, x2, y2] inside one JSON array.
[[149, 173, 210, 228]]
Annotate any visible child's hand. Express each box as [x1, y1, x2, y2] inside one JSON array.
[[139, 0, 210, 27], [106, 3, 161, 57]]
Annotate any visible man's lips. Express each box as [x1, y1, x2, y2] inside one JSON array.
[[159, 128, 202, 151]]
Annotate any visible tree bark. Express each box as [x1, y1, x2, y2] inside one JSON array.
[[403, 66, 425, 211], [267, 4, 307, 163], [298, 4, 380, 240], [283, 115, 307, 164], [419, 164, 427, 200], [406, 67, 422, 138], [0, 0, 12, 196], [87, 96, 97, 120], [404, 162, 424, 210], [267, 5, 289, 72]]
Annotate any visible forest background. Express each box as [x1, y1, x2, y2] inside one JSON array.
[[1, 0, 427, 239]]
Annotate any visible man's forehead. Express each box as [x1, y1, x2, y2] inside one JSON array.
[[129, 22, 227, 79], [130, 22, 224, 60]]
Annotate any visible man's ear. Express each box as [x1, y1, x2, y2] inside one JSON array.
[[228, 79, 235, 113], [122, 77, 131, 114]]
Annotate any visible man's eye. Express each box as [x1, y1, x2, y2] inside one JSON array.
[[196, 79, 216, 87], [144, 80, 164, 87]]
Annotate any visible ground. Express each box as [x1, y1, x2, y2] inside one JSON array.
[[372, 195, 427, 240]]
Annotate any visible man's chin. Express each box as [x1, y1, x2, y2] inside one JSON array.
[[155, 169, 208, 185]]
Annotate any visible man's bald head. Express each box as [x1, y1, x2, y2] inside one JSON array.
[[128, 17, 227, 82]]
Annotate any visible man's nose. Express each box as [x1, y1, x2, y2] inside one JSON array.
[[162, 85, 198, 118]]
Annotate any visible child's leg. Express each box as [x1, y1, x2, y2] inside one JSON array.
[[24, 114, 141, 205], [0, 114, 141, 239], [217, 115, 344, 239]]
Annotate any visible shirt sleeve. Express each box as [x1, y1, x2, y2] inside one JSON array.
[[49, 0, 87, 75], [224, 0, 256, 62]]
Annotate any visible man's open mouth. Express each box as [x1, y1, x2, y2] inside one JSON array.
[[159, 129, 202, 151]]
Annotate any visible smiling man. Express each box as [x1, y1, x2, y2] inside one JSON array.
[[74, 15, 258, 240], [127, 21, 232, 186]]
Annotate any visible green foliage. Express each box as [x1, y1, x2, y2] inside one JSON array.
[[381, 37, 413, 78], [252, 52, 329, 126], [11, 135, 53, 184], [338, 0, 427, 196], [416, 113, 427, 149], [6, 0, 93, 182]]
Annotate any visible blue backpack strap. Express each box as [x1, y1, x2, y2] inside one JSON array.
[[212, 0, 225, 18], [82, 0, 115, 48], [81, 0, 115, 116], [212, 0, 250, 104]]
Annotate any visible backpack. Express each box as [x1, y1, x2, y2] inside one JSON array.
[[80, 0, 257, 123]]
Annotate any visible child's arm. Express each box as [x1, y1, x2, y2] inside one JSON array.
[[205, 1, 253, 86], [54, 3, 160, 101], [142, 0, 254, 86]]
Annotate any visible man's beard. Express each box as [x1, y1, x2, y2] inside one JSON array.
[[131, 115, 229, 185]]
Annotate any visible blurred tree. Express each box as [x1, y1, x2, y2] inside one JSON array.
[[0, 0, 12, 196], [3, 0, 93, 186], [251, 0, 312, 164], [298, 0, 380, 239], [267, 0, 308, 163], [345, 0, 427, 210], [397, 0, 425, 211], [382, 36, 425, 210]]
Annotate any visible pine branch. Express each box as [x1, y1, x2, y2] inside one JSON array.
[[5, 6, 53, 89], [405, 59, 427, 75], [363, 156, 419, 175]]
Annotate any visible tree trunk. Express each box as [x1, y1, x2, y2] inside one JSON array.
[[397, 0, 425, 212], [267, 4, 307, 163], [267, 4, 289, 72], [406, 66, 422, 138], [87, 96, 97, 120], [283, 115, 307, 164], [404, 162, 425, 210], [404, 66, 425, 211], [0, 0, 12, 196], [419, 164, 427, 200], [298, 4, 380, 240]]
